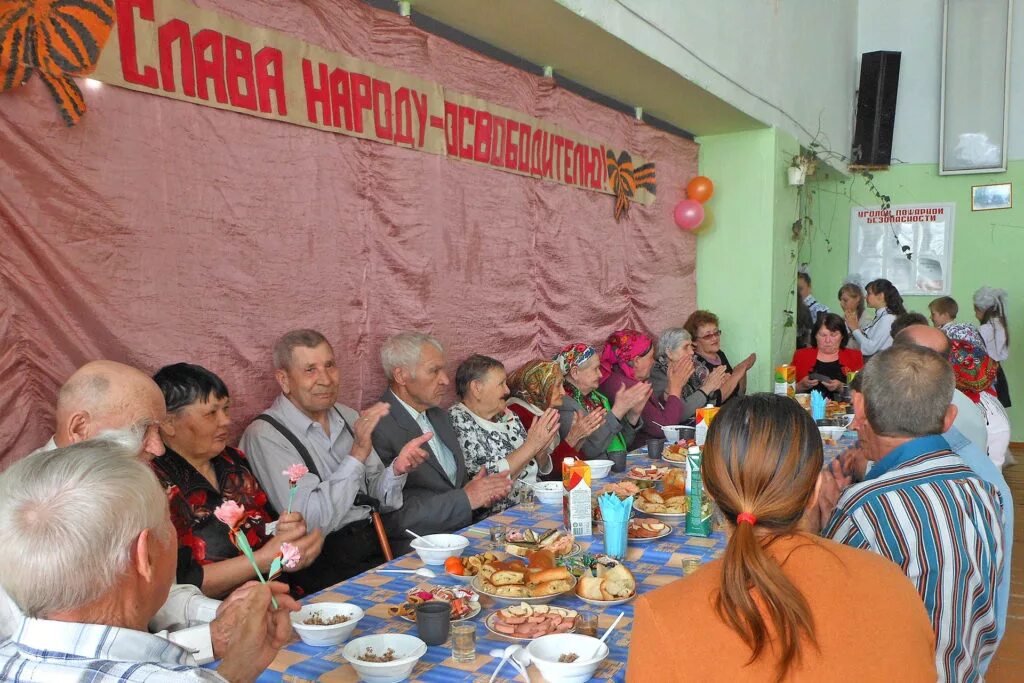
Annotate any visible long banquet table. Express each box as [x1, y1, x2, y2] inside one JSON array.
[[254, 436, 853, 682]]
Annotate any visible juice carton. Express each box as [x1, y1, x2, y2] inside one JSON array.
[[686, 449, 713, 537], [562, 458, 593, 538], [694, 404, 720, 446], [774, 364, 796, 396]]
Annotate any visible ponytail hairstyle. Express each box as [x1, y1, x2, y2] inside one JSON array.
[[838, 282, 865, 319], [701, 394, 823, 681], [865, 278, 906, 316]]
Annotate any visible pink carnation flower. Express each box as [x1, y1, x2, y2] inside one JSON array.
[[283, 464, 309, 486], [279, 542, 301, 569], [214, 500, 246, 529]]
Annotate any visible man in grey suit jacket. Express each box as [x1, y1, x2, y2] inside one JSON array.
[[371, 332, 512, 553]]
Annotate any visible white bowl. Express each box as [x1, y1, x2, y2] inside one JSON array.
[[588, 460, 614, 479], [525, 633, 609, 683], [818, 426, 846, 443], [661, 424, 687, 444], [409, 533, 469, 565], [532, 481, 564, 505], [290, 602, 364, 647], [342, 633, 427, 683]]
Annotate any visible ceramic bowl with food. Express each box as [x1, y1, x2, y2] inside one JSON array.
[[524, 633, 609, 683], [409, 533, 469, 565], [587, 459, 614, 479], [532, 481, 564, 505], [290, 602, 364, 647], [342, 633, 427, 683]]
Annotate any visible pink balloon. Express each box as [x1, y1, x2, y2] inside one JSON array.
[[673, 199, 705, 230]]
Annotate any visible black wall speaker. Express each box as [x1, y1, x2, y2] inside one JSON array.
[[851, 51, 901, 167]]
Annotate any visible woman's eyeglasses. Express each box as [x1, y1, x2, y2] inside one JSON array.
[[698, 330, 723, 340]]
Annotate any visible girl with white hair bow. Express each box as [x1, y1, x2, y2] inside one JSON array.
[[974, 286, 1011, 408]]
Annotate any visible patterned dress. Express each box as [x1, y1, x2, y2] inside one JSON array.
[[151, 446, 274, 572], [449, 403, 542, 513]]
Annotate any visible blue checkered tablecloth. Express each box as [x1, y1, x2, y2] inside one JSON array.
[[250, 434, 856, 681]]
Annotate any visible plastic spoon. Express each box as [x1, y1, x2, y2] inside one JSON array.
[[406, 528, 441, 548], [489, 646, 528, 683], [586, 611, 625, 662], [376, 568, 438, 578]]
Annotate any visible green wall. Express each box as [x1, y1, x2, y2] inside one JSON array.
[[696, 128, 798, 393], [801, 161, 1024, 439]]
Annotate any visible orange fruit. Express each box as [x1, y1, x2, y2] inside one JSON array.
[[444, 557, 465, 575]]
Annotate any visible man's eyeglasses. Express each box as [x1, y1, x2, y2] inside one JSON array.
[[698, 330, 723, 340]]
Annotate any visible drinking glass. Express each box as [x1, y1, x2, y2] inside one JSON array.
[[519, 486, 537, 512], [488, 525, 507, 550], [451, 623, 476, 662], [682, 558, 701, 575], [576, 614, 598, 637]]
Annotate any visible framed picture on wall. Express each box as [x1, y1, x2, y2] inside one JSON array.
[[971, 183, 1012, 211], [849, 203, 955, 295]]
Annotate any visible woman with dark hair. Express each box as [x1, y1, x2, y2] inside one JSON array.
[[627, 394, 936, 682], [845, 278, 906, 357], [684, 310, 756, 405], [448, 354, 560, 513], [152, 363, 322, 598], [791, 313, 864, 399]]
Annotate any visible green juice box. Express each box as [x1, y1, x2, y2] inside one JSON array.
[[686, 451, 712, 537]]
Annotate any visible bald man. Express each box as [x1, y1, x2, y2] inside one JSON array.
[[39, 360, 166, 458], [5, 362, 238, 664], [894, 325, 987, 449]]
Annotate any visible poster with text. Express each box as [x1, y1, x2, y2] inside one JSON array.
[[849, 204, 955, 295]]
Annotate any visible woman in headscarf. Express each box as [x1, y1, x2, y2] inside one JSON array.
[[506, 360, 606, 480], [554, 343, 650, 460], [598, 329, 692, 448], [949, 339, 1010, 469]]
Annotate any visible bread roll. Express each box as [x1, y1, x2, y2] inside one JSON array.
[[492, 584, 529, 597], [491, 569, 526, 586], [576, 575, 605, 601], [529, 578, 572, 597], [526, 566, 571, 585]]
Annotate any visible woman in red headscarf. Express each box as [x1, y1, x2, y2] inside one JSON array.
[[598, 329, 688, 449]]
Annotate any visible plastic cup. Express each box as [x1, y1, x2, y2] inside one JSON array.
[[415, 601, 451, 646], [610, 450, 627, 473], [647, 438, 666, 460]]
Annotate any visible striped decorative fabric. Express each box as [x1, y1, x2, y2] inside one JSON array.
[[823, 435, 1005, 683]]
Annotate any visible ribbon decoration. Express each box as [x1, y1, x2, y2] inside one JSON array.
[[606, 150, 656, 221], [0, 0, 116, 125]]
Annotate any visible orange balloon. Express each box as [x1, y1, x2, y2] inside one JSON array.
[[686, 176, 714, 203]]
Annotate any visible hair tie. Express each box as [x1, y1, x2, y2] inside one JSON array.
[[736, 512, 757, 526]]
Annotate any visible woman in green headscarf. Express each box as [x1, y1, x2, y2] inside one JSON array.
[[553, 343, 651, 460]]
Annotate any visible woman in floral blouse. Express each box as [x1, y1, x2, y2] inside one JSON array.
[[449, 355, 560, 514], [152, 362, 322, 598]]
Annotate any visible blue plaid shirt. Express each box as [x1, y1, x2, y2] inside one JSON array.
[[0, 617, 226, 681]]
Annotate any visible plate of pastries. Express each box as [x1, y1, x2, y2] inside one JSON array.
[[472, 549, 577, 604], [632, 469, 689, 520]]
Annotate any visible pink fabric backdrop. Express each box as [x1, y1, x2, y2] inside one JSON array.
[[0, 0, 697, 467]]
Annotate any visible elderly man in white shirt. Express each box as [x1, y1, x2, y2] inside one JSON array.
[[0, 360, 258, 664], [241, 329, 432, 589], [0, 436, 296, 682]]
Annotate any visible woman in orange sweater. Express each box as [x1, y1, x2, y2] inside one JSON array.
[[627, 394, 936, 682]]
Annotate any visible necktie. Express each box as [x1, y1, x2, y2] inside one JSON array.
[[416, 412, 458, 485]]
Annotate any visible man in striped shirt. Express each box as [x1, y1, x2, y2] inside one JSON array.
[[822, 345, 1004, 683]]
